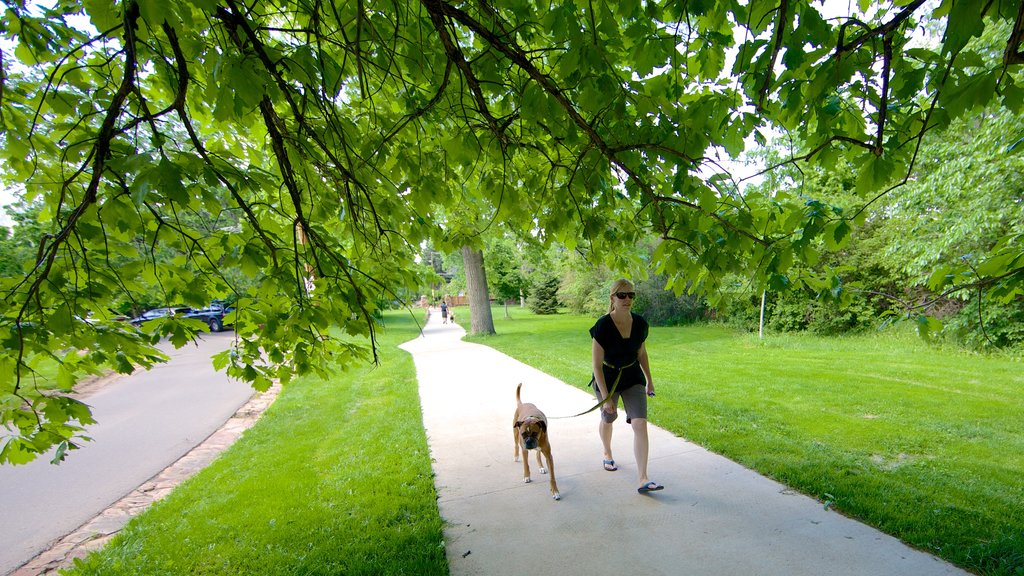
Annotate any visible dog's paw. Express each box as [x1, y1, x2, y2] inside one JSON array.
[[523, 476, 532, 484], [539, 467, 547, 474], [552, 492, 561, 501]]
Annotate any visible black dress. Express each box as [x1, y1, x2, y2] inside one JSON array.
[[589, 313, 649, 392]]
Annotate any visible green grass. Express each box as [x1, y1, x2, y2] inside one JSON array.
[[60, 306, 1023, 576], [467, 306, 1024, 576], [63, 309, 447, 576]]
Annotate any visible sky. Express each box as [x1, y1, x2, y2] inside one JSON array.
[[0, 188, 13, 227]]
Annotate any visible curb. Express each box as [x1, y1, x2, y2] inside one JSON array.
[[10, 383, 281, 576]]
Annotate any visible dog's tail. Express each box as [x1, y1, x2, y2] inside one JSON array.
[[516, 382, 522, 406]]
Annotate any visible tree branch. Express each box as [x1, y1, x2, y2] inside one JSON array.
[[835, 0, 925, 59], [875, 36, 893, 155], [13, 1, 141, 396], [757, 0, 788, 112], [161, 21, 280, 268], [422, 0, 510, 149], [1005, 0, 1024, 65]]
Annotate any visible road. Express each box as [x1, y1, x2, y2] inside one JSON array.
[[0, 332, 255, 575]]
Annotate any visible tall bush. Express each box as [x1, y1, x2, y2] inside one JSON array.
[[945, 297, 1024, 349], [559, 266, 610, 316], [527, 275, 561, 314], [632, 275, 708, 326]]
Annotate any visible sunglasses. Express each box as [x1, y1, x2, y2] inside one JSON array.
[[614, 292, 636, 299]]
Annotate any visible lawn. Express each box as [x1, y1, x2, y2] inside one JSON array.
[[467, 306, 1024, 576], [60, 305, 1023, 576], [62, 308, 447, 576]]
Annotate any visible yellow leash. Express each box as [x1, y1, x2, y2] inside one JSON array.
[[549, 360, 637, 419]]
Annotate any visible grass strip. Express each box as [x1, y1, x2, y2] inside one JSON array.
[[467, 307, 1024, 576], [63, 309, 447, 576]]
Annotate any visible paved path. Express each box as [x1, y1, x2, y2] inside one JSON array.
[[4, 334, 277, 576], [400, 312, 968, 576]]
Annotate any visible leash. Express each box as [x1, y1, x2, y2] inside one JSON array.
[[548, 359, 637, 419]]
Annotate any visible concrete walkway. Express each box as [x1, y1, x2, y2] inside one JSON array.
[[400, 312, 968, 576]]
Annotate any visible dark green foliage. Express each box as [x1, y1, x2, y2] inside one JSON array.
[[527, 275, 561, 315], [765, 290, 879, 335], [716, 293, 764, 332], [632, 275, 708, 326], [945, 297, 1024, 349]]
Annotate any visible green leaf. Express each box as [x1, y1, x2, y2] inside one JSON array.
[[942, 0, 985, 56], [157, 158, 187, 204], [14, 41, 39, 65], [855, 155, 894, 196], [1, 439, 37, 465], [823, 220, 851, 250], [926, 266, 954, 291], [83, 0, 120, 31], [57, 364, 76, 390], [50, 441, 70, 465], [941, 70, 999, 119], [915, 315, 944, 342], [743, 0, 778, 35]]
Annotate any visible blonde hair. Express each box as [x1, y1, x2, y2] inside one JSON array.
[[608, 278, 633, 313]]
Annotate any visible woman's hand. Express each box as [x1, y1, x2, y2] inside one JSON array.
[[646, 382, 655, 397]]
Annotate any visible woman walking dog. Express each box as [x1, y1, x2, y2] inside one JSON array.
[[589, 279, 663, 494]]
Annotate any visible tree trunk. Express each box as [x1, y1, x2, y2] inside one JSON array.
[[461, 246, 496, 335]]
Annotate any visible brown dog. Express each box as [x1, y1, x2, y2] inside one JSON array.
[[513, 383, 561, 500]]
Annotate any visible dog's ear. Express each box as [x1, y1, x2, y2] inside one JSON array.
[[539, 421, 547, 432], [513, 421, 522, 428]]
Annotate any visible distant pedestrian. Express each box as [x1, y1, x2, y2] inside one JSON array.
[[589, 278, 662, 494], [441, 301, 448, 324]]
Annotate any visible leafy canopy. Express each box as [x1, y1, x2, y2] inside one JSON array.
[[1, 0, 1022, 463]]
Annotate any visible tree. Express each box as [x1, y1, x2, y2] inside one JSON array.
[[527, 274, 561, 315], [484, 236, 530, 318], [461, 246, 495, 335], [2, 0, 1023, 463]]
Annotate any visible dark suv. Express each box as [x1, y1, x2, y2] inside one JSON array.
[[183, 302, 233, 333]]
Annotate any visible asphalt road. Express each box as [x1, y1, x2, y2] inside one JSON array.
[[0, 332, 255, 575]]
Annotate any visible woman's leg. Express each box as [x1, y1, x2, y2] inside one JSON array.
[[596, 388, 617, 467], [599, 419, 614, 462], [620, 385, 657, 489], [631, 417, 650, 485]]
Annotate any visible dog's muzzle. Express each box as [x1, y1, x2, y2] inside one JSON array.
[[522, 436, 538, 450]]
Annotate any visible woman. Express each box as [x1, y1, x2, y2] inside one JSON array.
[[590, 279, 663, 493]]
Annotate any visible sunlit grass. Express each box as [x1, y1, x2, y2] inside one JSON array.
[[63, 309, 447, 576], [60, 304, 1023, 576], [467, 306, 1024, 576]]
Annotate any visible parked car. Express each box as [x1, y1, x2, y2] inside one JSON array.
[[183, 302, 234, 333], [128, 306, 191, 326]]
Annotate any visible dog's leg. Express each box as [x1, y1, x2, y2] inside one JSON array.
[[542, 445, 560, 500], [535, 448, 546, 474], [513, 425, 521, 462], [521, 447, 532, 484]]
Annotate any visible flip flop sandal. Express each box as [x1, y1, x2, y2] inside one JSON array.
[[602, 459, 618, 471], [638, 481, 664, 493]]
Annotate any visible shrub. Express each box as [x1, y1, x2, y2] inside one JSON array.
[[945, 296, 1024, 349], [527, 275, 561, 314], [715, 292, 763, 332], [632, 276, 707, 326], [559, 267, 610, 317]]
